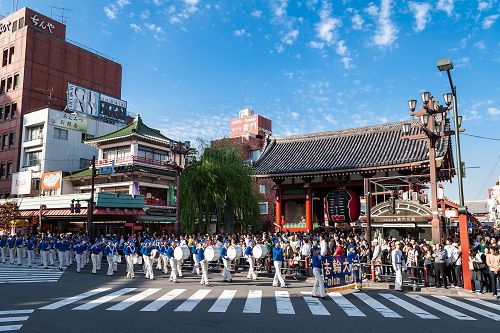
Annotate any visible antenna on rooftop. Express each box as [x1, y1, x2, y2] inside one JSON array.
[[50, 6, 73, 25], [12, 0, 19, 12]]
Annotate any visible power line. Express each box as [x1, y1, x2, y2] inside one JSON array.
[[463, 133, 500, 142], [474, 153, 500, 200]]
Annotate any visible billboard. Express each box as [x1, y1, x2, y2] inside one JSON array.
[[67, 83, 127, 123], [11, 171, 32, 195], [40, 171, 62, 190], [322, 255, 362, 290], [48, 110, 87, 132], [230, 115, 272, 138]]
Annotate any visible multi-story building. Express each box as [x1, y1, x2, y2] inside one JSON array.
[[488, 177, 500, 228], [0, 7, 122, 197]]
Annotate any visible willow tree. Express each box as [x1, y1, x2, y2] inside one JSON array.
[[180, 144, 260, 234]]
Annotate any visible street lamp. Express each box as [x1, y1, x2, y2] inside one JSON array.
[[437, 57, 470, 290]]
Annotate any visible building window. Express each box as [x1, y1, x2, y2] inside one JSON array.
[[0, 107, 3, 120], [0, 78, 5, 94], [2, 49, 7, 67], [259, 202, 269, 215], [79, 158, 92, 169], [8, 133, 14, 147], [25, 151, 41, 167], [103, 147, 130, 160], [13, 74, 19, 90], [10, 103, 16, 118], [27, 125, 43, 141], [8, 46, 14, 65], [53, 128, 68, 140], [19, 17, 24, 29], [259, 184, 266, 194], [12, 21, 18, 33], [4, 105, 10, 121], [6, 162, 12, 178], [31, 179, 40, 191], [2, 134, 8, 150], [137, 146, 168, 162], [0, 164, 4, 179], [6, 76, 12, 92]]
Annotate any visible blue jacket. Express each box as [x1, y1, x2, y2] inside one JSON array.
[[197, 247, 205, 261], [220, 246, 227, 259], [312, 254, 322, 268], [104, 245, 116, 256], [191, 245, 197, 254], [74, 244, 84, 255], [25, 240, 35, 250], [15, 238, 23, 248], [157, 245, 167, 255], [0, 238, 6, 247], [7, 238, 15, 249], [272, 246, 283, 261], [166, 246, 175, 259], [245, 246, 253, 257], [41, 242, 51, 251], [91, 244, 102, 255]]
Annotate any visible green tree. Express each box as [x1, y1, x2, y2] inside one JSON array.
[[0, 200, 20, 231], [180, 144, 260, 234]]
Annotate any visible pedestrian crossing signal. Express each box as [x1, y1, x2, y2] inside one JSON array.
[[70, 199, 75, 213], [75, 202, 81, 213]]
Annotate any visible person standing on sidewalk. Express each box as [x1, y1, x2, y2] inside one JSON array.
[[432, 244, 448, 288], [451, 243, 463, 288], [391, 242, 404, 291], [486, 246, 499, 298], [311, 246, 326, 298]]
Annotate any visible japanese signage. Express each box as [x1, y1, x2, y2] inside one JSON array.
[[325, 190, 360, 223], [11, 171, 32, 195], [322, 255, 362, 289], [49, 110, 87, 132], [0, 20, 13, 36], [30, 14, 55, 34], [41, 171, 62, 190], [230, 115, 272, 138], [67, 83, 127, 123]]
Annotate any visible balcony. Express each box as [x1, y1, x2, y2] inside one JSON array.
[[144, 197, 176, 209], [96, 155, 181, 170]]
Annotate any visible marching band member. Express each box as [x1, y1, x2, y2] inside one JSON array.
[[104, 240, 117, 276], [90, 240, 102, 274], [198, 240, 210, 286], [8, 236, 15, 265], [40, 238, 51, 269], [311, 246, 326, 299], [245, 240, 257, 280], [123, 241, 135, 278], [144, 241, 154, 280], [0, 236, 6, 263], [158, 241, 168, 274], [75, 241, 84, 273], [191, 240, 200, 275], [155, 240, 163, 271], [63, 236, 70, 267], [49, 237, 56, 266], [25, 236, 35, 268], [56, 236, 65, 271], [272, 240, 287, 288], [221, 241, 232, 282], [167, 240, 178, 283], [15, 236, 23, 265]]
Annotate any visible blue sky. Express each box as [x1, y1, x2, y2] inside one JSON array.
[[3, 0, 500, 202]]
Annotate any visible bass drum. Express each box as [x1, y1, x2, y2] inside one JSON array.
[[205, 246, 221, 262], [174, 245, 190, 261], [252, 244, 268, 259], [227, 245, 243, 261], [151, 249, 160, 259]]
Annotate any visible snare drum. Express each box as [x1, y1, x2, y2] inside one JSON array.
[[174, 245, 190, 261], [205, 246, 221, 262], [151, 249, 160, 259], [227, 245, 243, 261], [253, 244, 268, 259]]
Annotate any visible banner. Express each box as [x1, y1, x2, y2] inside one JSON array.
[[322, 255, 362, 290], [67, 83, 99, 116], [169, 186, 175, 205], [41, 171, 62, 190], [100, 94, 127, 123], [11, 171, 32, 195], [49, 110, 87, 132]]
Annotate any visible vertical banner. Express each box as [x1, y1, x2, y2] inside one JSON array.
[[169, 185, 175, 206], [132, 181, 140, 196], [322, 255, 362, 290]]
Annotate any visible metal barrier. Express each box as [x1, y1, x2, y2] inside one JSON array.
[[360, 262, 434, 286]]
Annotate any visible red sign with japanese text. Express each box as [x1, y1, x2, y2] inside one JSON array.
[[230, 115, 272, 138]]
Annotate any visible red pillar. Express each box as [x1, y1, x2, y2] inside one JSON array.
[[305, 186, 312, 232], [275, 186, 281, 231], [459, 213, 472, 290]]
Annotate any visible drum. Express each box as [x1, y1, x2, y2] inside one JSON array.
[[205, 246, 221, 262], [174, 245, 190, 261], [227, 245, 243, 261], [151, 249, 160, 259], [131, 253, 139, 264], [253, 244, 268, 259]]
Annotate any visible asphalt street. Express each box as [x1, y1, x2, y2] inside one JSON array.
[[0, 261, 499, 333]]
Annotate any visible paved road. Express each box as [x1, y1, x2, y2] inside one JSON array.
[[0, 263, 498, 332]]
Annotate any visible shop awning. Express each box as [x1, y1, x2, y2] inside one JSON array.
[[17, 209, 87, 217], [94, 208, 145, 216], [136, 215, 176, 223]]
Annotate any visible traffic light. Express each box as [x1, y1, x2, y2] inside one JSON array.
[[75, 201, 81, 214], [70, 199, 75, 213]]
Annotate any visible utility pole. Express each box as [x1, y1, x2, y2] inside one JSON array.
[[87, 155, 96, 237]]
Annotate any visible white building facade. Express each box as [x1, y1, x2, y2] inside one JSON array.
[[488, 177, 500, 228]]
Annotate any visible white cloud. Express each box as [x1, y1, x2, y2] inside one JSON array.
[[365, 3, 379, 17], [477, 1, 493, 11], [184, 0, 199, 5], [351, 13, 364, 30], [308, 41, 325, 49], [103, 0, 131, 20], [482, 14, 499, 29], [168, 0, 200, 25], [282, 29, 299, 45], [273, 0, 289, 17], [145, 23, 164, 33], [291, 112, 300, 119], [129, 23, 141, 33], [488, 107, 500, 116], [117, 0, 130, 8], [234, 29, 251, 37], [140, 10, 150, 20], [336, 40, 353, 69], [371, 0, 398, 47], [251, 9, 263, 18], [316, 17, 341, 44], [455, 56, 470, 68], [336, 40, 348, 56], [152, 0, 163, 5], [474, 41, 486, 49], [408, 2, 432, 32], [436, 0, 455, 16]]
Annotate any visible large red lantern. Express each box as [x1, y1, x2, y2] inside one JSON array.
[[325, 190, 360, 223]]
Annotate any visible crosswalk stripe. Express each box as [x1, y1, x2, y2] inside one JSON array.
[[73, 288, 137, 310], [0, 280, 59, 284], [140, 289, 186, 312], [328, 292, 365, 317], [275, 291, 295, 315], [243, 290, 262, 314], [174, 289, 211, 312], [0, 325, 23, 331], [433, 295, 500, 321], [379, 294, 438, 319], [465, 298, 500, 311], [0, 310, 34, 316], [40, 288, 111, 310], [0, 317, 29, 323], [354, 293, 402, 318], [208, 290, 237, 313], [301, 292, 330, 316], [107, 289, 161, 311], [406, 294, 475, 320]]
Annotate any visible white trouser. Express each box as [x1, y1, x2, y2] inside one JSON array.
[[394, 266, 403, 291], [161, 255, 168, 274], [69, 250, 73, 264], [273, 261, 286, 287], [97, 253, 102, 270], [155, 256, 162, 270], [192, 254, 200, 274], [169, 258, 177, 281], [200, 259, 209, 285], [113, 256, 117, 272], [91, 254, 98, 273], [16, 247, 22, 265], [42, 250, 49, 268], [9, 248, 15, 264], [49, 249, 55, 265], [247, 257, 257, 280], [64, 251, 70, 266], [222, 258, 232, 281], [27, 250, 35, 267], [177, 259, 183, 276], [144, 255, 154, 279], [76, 253, 83, 272], [58, 251, 65, 269], [0, 247, 6, 263], [312, 267, 325, 297], [22, 247, 27, 258], [125, 255, 134, 277], [106, 255, 114, 275]]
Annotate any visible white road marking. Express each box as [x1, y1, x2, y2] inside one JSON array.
[[208, 290, 237, 313], [301, 292, 330, 316], [0, 325, 23, 331], [433, 295, 500, 321], [328, 292, 365, 317], [140, 289, 186, 312], [406, 294, 475, 320], [243, 290, 262, 314], [72, 288, 136, 311], [275, 291, 295, 315], [354, 293, 402, 318], [465, 298, 500, 312], [40, 288, 111, 310], [0, 317, 29, 323], [174, 289, 211, 312], [0, 310, 34, 316], [379, 294, 438, 319], [106, 288, 161, 311]]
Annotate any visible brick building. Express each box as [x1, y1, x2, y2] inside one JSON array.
[[0, 7, 122, 197]]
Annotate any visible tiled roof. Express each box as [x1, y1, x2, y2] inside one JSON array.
[[465, 201, 489, 214], [85, 114, 170, 145], [253, 121, 451, 177]]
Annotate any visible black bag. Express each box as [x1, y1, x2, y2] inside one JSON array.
[[473, 261, 487, 271]]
